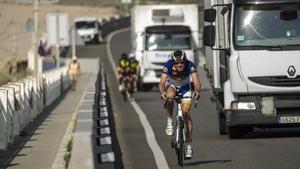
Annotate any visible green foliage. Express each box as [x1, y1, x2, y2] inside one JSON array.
[[66, 139, 73, 152], [64, 152, 71, 169], [64, 138, 73, 169]]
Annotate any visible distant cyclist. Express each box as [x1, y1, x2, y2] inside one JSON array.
[[159, 49, 201, 159], [128, 53, 140, 92], [118, 53, 130, 91]]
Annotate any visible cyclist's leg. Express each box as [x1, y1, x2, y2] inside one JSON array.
[[180, 84, 193, 141], [165, 83, 176, 135], [118, 70, 123, 91], [166, 83, 176, 118], [128, 73, 134, 93], [132, 73, 137, 92], [180, 84, 193, 158]]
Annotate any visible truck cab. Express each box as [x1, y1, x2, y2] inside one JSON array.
[[204, 0, 300, 138], [131, 5, 199, 91]]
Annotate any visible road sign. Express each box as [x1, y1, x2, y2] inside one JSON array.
[[46, 13, 70, 46]]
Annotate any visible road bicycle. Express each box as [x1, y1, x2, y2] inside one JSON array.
[[165, 90, 197, 166], [120, 76, 134, 102]]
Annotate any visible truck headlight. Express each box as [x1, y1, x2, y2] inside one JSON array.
[[145, 70, 156, 77], [231, 101, 256, 110]]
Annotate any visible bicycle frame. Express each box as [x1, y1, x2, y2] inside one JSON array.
[[175, 101, 186, 147], [172, 95, 187, 166]]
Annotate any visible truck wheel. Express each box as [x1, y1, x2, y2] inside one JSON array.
[[228, 127, 244, 139], [143, 84, 153, 91], [218, 113, 227, 135], [94, 35, 99, 44], [228, 126, 252, 139], [137, 78, 153, 91], [137, 78, 143, 91]]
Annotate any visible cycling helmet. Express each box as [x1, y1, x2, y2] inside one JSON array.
[[121, 53, 128, 59], [171, 49, 186, 62], [129, 53, 135, 59]]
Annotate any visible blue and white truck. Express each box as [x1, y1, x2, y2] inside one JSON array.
[[131, 4, 199, 91]]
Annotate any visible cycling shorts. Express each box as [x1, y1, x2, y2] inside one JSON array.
[[165, 80, 192, 103]]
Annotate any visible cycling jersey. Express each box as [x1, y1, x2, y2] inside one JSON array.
[[129, 59, 139, 74], [118, 58, 130, 71], [162, 59, 197, 87], [162, 59, 197, 100]]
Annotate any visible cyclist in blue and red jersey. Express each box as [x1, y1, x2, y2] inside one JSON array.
[[159, 49, 201, 159]]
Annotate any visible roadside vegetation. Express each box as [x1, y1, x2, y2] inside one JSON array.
[[64, 138, 73, 169]]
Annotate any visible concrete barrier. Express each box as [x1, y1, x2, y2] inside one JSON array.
[[0, 65, 69, 150], [0, 89, 8, 150]]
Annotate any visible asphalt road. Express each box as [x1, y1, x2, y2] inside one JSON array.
[[98, 29, 300, 169]]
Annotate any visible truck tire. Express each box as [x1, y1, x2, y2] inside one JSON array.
[[137, 77, 152, 91], [218, 113, 227, 135], [228, 126, 244, 139], [216, 94, 226, 134], [228, 126, 252, 139], [94, 35, 99, 44]]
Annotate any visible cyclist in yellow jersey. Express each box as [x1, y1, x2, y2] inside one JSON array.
[[118, 53, 130, 91], [129, 53, 140, 92]]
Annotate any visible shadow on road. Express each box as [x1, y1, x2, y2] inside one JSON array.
[[185, 159, 232, 166], [245, 128, 300, 139]]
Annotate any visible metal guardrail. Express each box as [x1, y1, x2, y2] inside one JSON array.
[[101, 16, 130, 39], [69, 62, 123, 169]]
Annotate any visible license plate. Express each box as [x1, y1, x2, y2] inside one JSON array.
[[278, 116, 300, 123]]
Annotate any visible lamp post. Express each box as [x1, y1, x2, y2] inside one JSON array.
[[33, 0, 39, 87]]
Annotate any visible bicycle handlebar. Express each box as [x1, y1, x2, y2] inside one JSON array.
[[162, 97, 198, 109]]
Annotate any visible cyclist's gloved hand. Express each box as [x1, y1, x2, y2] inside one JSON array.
[[161, 91, 168, 100], [192, 91, 200, 100]]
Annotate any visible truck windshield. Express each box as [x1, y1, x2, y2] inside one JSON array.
[[75, 21, 96, 29], [234, 4, 300, 49], [145, 33, 191, 51]]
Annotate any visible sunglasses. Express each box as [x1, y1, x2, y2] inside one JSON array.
[[174, 61, 185, 65]]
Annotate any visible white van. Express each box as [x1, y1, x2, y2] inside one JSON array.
[[74, 16, 102, 44]]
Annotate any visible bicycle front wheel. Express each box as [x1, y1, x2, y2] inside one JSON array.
[[177, 141, 184, 166], [176, 126, 184, 166]]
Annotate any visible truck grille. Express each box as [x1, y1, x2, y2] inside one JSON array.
[[155, 69, 162, 78], [277, 108, 300, 116], [248, 76, 300, 87]]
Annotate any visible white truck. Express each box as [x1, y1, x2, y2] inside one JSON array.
[[131, 4, 199, 91], [74, 16, 102, 44], [203, 0, 300, 138]]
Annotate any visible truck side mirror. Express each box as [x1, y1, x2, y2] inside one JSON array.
[[204, 9, 216, 22], [203, 25, 216, 47]]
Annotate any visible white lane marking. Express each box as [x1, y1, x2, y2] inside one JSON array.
[[131, 101, 170, 169], [78, 109, 93, 113], [107, 28, 170, 169]]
